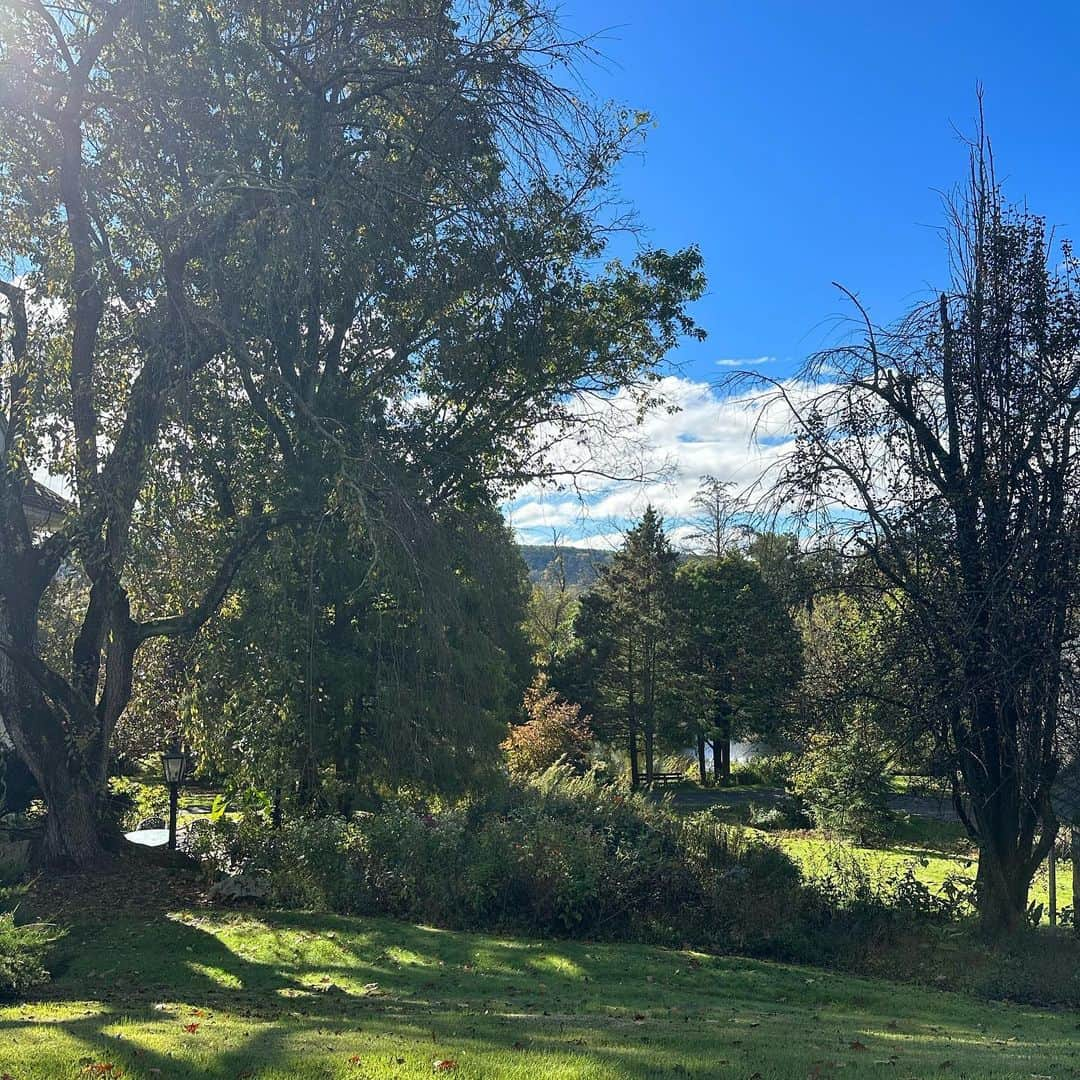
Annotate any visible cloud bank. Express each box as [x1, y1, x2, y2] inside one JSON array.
[[505, 374, 808, 550]]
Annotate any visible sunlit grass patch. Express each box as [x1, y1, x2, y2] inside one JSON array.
[[1, 907, 1078, 1078]]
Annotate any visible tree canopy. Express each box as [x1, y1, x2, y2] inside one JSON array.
[[0, 0, 703, 863]]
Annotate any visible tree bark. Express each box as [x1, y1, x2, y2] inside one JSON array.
[[717, 716, 732, 785], [696, 733, 707, 786], [974, 850, 1031, 935], [0, 659, 108, 867], [1072, 827, 1080, 936], [40, 769, 106, 866]]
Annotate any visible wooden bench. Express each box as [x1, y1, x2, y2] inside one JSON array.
[[646, 771, 684, 787]]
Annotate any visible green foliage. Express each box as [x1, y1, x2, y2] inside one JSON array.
[[791, 728, 897, 844], [0, 912, 55, 997], [746, 799, 809, 831], [184, 509, 532, 808], [0, 0, 705, 861], [502, 677, 594, 776], [523, 563, 580, 670], [673, 555, 803, 756], [188, 767, 806, 950], [108, 777, 170, 831], [559, 507, 679, 779], [730, 753, 796, 788]]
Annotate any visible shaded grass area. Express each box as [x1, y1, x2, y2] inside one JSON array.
[[3, 900, 1080, 1078]]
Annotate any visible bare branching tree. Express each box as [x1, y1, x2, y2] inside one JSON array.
[[745, 126, 1080, 932]]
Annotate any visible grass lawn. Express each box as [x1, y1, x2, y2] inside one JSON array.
[[3, 892, 1080, 1078], [761, 820, 1072, 922], [677, 784, 1069, 922]]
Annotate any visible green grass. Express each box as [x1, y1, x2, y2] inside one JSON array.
[[671, 781, 1070, 924], [3, 905, 1080, 1078], [760, 823, 1073, 922]]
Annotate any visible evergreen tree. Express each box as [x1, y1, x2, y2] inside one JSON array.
[[564, 507, 677, 786], [674, 555, 802, 784]]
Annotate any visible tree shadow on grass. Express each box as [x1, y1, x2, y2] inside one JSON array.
[[4, 904, 1077, 1079]]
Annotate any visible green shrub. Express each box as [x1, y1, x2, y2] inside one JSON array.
[[189, 767, 971, 969], [109, 777, 170, 830], [746, 798, 809, 831], [731, 753, 794, 788], [0, 911, 56, 997], [791, 728, 896, 843], [190, 767, 808, 950]]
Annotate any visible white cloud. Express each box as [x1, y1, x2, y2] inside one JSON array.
[[715, 355, 777, 368], [506, 373, 816, 549]]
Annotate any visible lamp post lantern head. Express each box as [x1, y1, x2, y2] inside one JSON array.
[[161, 746, 189, 785]]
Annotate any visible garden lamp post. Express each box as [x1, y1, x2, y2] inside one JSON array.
[[161, 744, 190, 850]]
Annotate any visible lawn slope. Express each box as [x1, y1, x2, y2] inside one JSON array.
[[1, 905, 1078, 1079]]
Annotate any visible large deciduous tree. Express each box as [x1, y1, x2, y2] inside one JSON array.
[[755, 132, 1080, 932], [0, 0, 703, 864]]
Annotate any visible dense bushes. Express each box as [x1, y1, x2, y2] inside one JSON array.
[[0, 912, 55, 996], [188, 768, 968, 971], [188, 768, 804, 951], [730, 753, 795, 788]]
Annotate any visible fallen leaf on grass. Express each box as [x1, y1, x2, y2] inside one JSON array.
[[433, 1060, 457, 1072], [347, 1056, 362, 1067], [182, 1022, 200, 1034]]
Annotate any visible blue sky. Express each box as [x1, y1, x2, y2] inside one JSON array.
[[508, 1, 1080, 547]]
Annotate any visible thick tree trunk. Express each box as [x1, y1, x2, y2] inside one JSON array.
[[40, 774, 105, 866], [711, 738, 721, 784], [975, 849, 1032, 935], [696, 733, 707, 785], [643, 725, 655, 785], [2, 692, 109, 867], [1, 586, 110, 867], [627, 725, 640, 790]]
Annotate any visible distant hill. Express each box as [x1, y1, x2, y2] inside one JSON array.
[[518, 544, 612, 587]]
